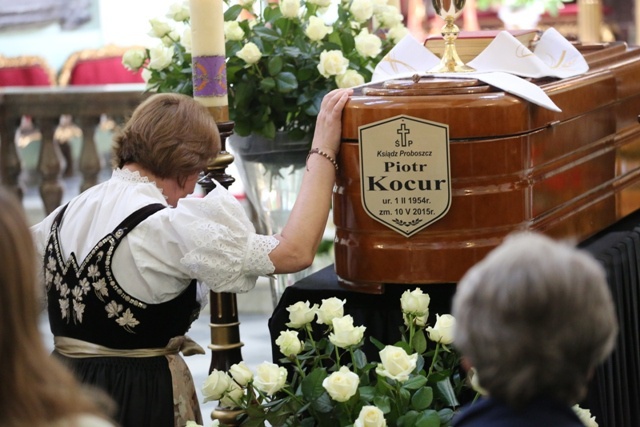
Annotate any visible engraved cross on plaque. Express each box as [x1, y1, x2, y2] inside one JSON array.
[[397, 123, 411, 147]]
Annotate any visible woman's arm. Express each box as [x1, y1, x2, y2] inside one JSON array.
[[268, 88, 352, 273]]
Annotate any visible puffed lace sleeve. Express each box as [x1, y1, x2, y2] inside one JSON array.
[[150, 184, 279, 293]]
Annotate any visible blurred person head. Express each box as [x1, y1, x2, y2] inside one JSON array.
[[112, 92, 220, 189], [0, 187, 115, 426], [452, 231, 618, 408]]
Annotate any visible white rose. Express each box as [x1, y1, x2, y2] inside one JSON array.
[[202, 369, 232, 402], [329, 315, 366, 348], [220, 381, 244, 409], [122, 48, 146, 70], [141, 68, 153, 84], [148, 18, 173, 38], [253, 362, 288, 396], [375, 5, 403, 29], [285, 300, 317, 328], [317, 50, 349, 78], [161, 29, 180, 47], [305, 16, 333, 42], [400, 288, 430, 316], [336, 70, 365, 88], [388, 24, 409, 43], [181, 27, 192, 53], [354, 29, 382, 59], [307, 0, 332, 6], [236, 42, 262, 65], [166, 1, 190, 22], [322, 366, 359, 402], [350, 0, 374, 23], [468, 367, 488, 396], [375, 345, 418, 382], [403, 312, 428, 327], [224, 21, 245, 41], [426, 314, 455, 345], [275, 330, 304, 357], [279, 0, 301, 18], [573, 405, 599, 427], [148, 44, 174, 71], [355, 405, 387, 427], [229, 361, 253, 386], [316, 297, 345, 325]]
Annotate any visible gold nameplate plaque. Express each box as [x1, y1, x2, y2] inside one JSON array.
[[358, 115, 451, 237]]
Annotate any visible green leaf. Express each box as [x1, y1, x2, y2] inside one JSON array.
[[282, 46, 303, 57], [263, 4, 283, 22], [254, 25, 280, 42], [233, 121, 252, 137], [397, 411, 419, 427], [267, 56, 284, 76], [301, 418, 316, 427], [415, 410, 440, 427], [415, 354, 425, 373], [373, 395, 391, 413], [398, 387, 411, 408], [395, 340, 413, 354], [311, 392, 334, 413], [359, 385, 376, 402], [353, 348, 367, 369], [413, 329, 427, 354], [369, 336, 386, 351], [223, 4, 243, 20], [396, 411, 420, 427], [234, 80, 256, 109], [410, 386, 434, 411], [438, 408, 456, 424], [275, 72, 298, 93], [327, 30, 343, 48], [436, 378, 460, 407], [301, 366, 328, 401], [403, 375, 428, 390], [260, 77, 277, 91]]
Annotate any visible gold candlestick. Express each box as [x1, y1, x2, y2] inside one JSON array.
[[429, 0, 475, 73], [189, 1, 244, 425]]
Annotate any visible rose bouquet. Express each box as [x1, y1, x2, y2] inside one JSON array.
[[200, 288, 470, 426], [122, 0, 408, 140]]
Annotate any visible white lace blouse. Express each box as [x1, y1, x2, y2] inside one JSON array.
[[31, 169, 279, 305]]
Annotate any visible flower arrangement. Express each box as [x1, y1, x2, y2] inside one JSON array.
[[198, 288, 469, 426], [122, 0, 408, 141]]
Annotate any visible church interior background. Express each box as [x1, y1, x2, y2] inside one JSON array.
[[2, 0, 640, 423]]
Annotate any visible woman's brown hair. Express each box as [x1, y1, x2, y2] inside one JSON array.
[[112, 93, 221, 187], [0, 187, 115, 426]]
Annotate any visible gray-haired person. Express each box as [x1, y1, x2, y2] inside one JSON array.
[[452, 232, 618, 427]]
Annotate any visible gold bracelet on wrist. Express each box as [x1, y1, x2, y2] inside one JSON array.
[[306, 148, 339, 171]]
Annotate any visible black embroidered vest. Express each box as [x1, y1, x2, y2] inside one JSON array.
[[44, 204, 201, 349]]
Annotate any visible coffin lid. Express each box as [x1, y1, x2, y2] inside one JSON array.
[[342, 42, 640, 141]]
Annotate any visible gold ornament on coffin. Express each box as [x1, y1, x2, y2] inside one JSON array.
[[429, 0, 475, 72]]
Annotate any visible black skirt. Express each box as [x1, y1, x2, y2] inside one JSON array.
[[55, 352, 175, 427]]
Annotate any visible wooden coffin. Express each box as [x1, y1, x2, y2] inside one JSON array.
[[334, 41, 640, 292]]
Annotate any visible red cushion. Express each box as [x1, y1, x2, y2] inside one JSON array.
[[68, 57, 144, 85], [0, 65, 52, 86]]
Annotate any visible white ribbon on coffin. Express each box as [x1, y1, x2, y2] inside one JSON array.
[[370, 27, 589, 112]]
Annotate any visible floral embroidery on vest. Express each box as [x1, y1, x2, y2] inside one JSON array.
[[44, 213, 150, 334]]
